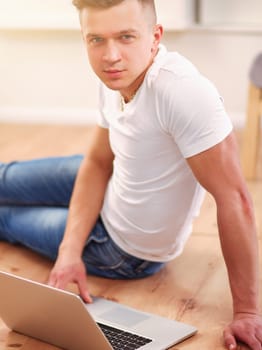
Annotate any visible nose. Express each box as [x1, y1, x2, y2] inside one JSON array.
[[103, 40, 121, 63]]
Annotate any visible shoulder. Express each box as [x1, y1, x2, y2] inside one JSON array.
[[147, 47, 219, 109], [147, 48, 224, 121], [148, 46, 199, 84], [145, 46, 232, 158]]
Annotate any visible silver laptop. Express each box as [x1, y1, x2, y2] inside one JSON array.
[[0, 270, 197, 350]]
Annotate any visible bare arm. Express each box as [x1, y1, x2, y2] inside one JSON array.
[[48, 126, 114, 301], [187, 132, 262, 350]]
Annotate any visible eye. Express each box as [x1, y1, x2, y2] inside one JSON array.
[[120, 34, 135, 42], [89, 37, 104, 45]]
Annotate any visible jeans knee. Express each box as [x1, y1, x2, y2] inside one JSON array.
[[0, 207, 13, 242], [0, 162, 10, 183]]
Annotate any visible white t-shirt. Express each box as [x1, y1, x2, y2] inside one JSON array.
[[98, 45, 233, 262]]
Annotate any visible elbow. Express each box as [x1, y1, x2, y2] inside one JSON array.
[[239, 189, 254, 220], [215, 185, 255, 223], [222, 186, 256, 223]]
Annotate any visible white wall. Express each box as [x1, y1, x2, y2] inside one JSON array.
[[162, 28, 262, 128], [199, 0, 262, 26], [0, 1, 261, 127], [0, 0, 78, 29], [0, 29, 99, 124]]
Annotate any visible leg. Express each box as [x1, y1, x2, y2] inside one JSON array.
[[0, 205, 67, 260], [0, 155, 83, 206], [0, 207, 164, 278], [0, 155, 163, 278]]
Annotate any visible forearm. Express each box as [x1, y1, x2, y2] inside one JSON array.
[[216, 191, 260, 315], [59, 157, 112, 258]]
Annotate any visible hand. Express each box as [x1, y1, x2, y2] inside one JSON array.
[[48, 253, 92, 304], [224, 313, 262, 350]]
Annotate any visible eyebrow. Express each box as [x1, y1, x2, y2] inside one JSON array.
[[86, 29, 139, 39]]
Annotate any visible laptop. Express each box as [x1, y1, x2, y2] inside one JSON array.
[[0, 270, 197, 350]]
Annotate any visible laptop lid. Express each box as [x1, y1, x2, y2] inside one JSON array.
[[0, 271, 197, 350]]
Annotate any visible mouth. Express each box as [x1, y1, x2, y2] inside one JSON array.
[[103, 69, 125, 79]]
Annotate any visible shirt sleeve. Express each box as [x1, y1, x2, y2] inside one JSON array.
[[156, 71, 233, 158]]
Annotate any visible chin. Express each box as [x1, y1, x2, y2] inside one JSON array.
[[104, 81, 126, 92]]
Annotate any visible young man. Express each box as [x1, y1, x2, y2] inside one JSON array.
[[0, 0, 261, 349]]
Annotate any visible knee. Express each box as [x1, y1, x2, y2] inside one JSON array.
[[0, 207, 13, 242]]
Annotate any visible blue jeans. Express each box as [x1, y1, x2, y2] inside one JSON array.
[[0, 156, 164, 279]]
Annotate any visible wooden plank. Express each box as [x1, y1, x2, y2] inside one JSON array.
[[0, 123, 93, 161], [0, 123, 261, 350]]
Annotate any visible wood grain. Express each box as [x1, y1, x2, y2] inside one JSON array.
[[0, 123, 261, 350]]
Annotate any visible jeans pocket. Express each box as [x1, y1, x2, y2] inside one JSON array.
[[83, 218, 164, 279], [83, 222, 127, 271], [111, 244, 164, 279]]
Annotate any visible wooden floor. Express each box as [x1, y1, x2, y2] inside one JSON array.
[[0, 123, 261, 350]]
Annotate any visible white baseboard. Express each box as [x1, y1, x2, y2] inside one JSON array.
[[0, 107, 99, 125], [0, 106, 248, 129]]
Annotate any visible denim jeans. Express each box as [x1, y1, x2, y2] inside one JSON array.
[[0, 156, 164, 279]]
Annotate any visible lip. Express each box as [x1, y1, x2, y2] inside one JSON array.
[[104, 69, 124, 79]]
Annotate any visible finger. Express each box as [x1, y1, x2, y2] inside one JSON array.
[[246, 338, 262, 350], [229, 334, 261, 350], [248, 337, 262, 350], [233, 332, 262, 350], [223, 328, 237, 350], [255, 328, 262, 344], [48, 271, 69, 290], [77, 276, 93, 304], [47, 265, 63, 286], [255, 339, 262, 350], [47, 271, 57, 287]]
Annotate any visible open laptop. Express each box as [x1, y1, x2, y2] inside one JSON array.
[[0, 270, 197, 350]]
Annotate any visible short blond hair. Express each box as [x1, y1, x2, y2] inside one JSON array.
[[72, 0, 123, 9], [72, 0, 157, 25]]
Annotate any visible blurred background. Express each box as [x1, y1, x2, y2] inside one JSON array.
[[0, 0, 261, 127]]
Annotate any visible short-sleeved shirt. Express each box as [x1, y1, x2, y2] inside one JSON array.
[[98, 44, 233, 262]]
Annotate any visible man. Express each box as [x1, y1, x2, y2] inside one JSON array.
[[0, 1, 261, 349]]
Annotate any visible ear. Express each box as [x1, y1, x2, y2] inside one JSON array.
[[151, 24, 163, 54]]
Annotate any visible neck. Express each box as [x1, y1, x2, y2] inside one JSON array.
[[119, 61, 152, 102], [121, 92, 136, 103], [120, 81, 141, 103], [119, 52, 158, 102]]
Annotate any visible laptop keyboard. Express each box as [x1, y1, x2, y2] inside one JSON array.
[[97, 323, 152, 350]]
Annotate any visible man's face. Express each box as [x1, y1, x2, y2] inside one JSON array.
[[80, 0, 162, 99]]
